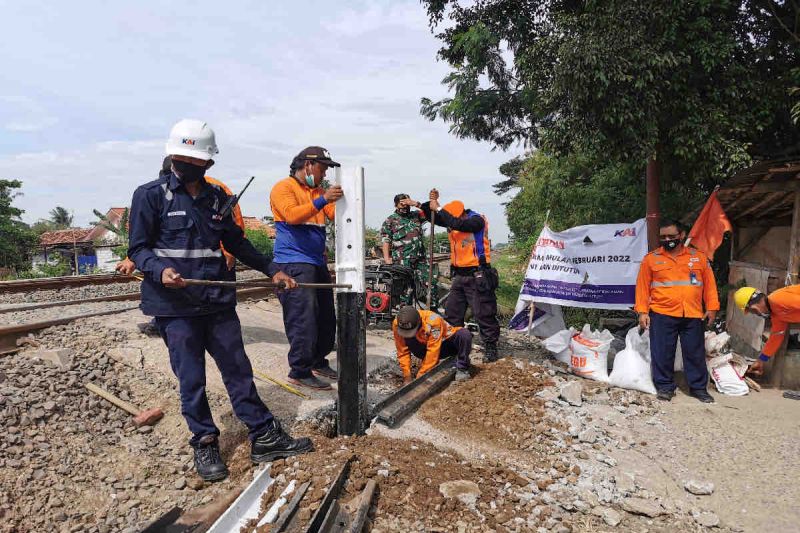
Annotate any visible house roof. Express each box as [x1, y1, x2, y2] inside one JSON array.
[[39, 228, 92, 246], [715, 158, 800, 227], [242, 216, 276, 237], [85, 207, 127, 242]]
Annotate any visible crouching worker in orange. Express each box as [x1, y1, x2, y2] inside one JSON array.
[[733, 285, 800, 376], [393, 306, 473, 383]]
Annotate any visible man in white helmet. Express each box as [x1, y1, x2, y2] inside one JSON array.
[[128, 119, 313, 482]]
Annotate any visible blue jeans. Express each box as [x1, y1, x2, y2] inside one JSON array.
[[156, 309, 274, 445], [649, 312, 709, 392]]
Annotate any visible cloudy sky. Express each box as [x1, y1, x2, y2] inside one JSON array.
[[0, 0, 520, 241]]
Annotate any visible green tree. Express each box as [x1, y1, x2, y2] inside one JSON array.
[[49, 206, 73, 228], [92, 208, 129, 259], [421, 0, 798, 192], [0, 180, 37, 271], [245, 229, 274, 261]]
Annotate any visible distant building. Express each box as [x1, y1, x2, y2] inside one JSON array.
[[242, 216, 276, 238], [33, 228, 94, 274], [85, 207, 127, 272]]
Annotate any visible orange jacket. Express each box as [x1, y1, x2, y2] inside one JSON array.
[[205, 176, 245, 264], [270, 176, 335, 265], [634, 246, 719, 318], [762, 285, 800, 357], [392, 310, 461, 379]]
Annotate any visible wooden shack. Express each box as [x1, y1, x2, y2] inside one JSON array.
[[714, 157, 800, 388]]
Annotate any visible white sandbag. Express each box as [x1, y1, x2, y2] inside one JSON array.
[[609, 327, 656, 394], [709, 362, 748, 396], [569, 324, 613, 382], [704, 331, 730, 354], [543, 328, 576, 364]]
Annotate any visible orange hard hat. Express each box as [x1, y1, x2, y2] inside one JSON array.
[[442, 200, 465, 218]]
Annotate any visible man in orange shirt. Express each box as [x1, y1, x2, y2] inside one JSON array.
[[270, 147, 343, 390], [732, 285, 800, 376], [635, 220, 719, 403], [393, 306, 473, 382]]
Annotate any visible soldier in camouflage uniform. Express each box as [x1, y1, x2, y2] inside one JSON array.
[[380, 194, 440, 308]]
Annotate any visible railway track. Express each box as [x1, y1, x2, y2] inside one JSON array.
[[0, 255, 451, 295], [0, 286, 275, 355]]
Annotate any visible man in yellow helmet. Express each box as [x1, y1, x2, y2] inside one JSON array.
[[733, 285, 800, 375]]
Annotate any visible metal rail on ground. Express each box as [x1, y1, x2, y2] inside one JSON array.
[[0, 286, 275, 354], [372, 357, 456, 428]]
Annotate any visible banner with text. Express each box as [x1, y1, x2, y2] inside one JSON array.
[[518, 219, 648, 309]]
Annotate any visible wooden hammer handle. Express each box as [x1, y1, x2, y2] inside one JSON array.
[[85, 382, 140, 416]]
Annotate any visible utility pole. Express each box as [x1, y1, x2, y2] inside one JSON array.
[[334, 166, 368, 436], [646, 153, 661, 251]]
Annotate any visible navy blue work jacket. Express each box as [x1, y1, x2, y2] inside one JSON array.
[[128, 173, 277, 317]]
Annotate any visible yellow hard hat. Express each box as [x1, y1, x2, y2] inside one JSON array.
[[733, 287, 758, 312]]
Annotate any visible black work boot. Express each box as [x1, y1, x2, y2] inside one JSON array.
[[192, 435, 229, 482], [251, 420, 314, 464], [482, 342, 499, 363]]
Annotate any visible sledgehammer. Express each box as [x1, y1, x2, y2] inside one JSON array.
[[85, 382, 163, 427]]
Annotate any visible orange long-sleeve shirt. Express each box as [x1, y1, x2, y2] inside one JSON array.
[[392, 310, 461, 379], [634, 246, 719, 318], [761, 285, 800, 357], [270, 176, 335, 265]]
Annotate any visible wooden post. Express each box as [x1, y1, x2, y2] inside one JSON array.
[[771, 191, 800, 388], [335, 166, 368, 436], [646, 154, 661, 251]]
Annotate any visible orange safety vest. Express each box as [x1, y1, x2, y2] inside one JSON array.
[[392, 310, 461, 379], [448, 211, 491, 268]]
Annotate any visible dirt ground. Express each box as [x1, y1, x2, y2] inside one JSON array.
[[1, 297, 798, 532]]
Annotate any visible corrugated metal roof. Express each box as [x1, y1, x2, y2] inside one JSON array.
[[39, 228, 92, 246]]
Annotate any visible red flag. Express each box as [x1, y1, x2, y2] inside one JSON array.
[[687, 190, 732, 259]]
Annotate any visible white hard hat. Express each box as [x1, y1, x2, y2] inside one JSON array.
[[165, 119, 219, 161]]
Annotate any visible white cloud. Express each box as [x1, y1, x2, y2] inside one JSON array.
[[0, 0, 520, 242]]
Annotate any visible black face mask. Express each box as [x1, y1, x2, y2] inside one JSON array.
[[397, 206, 410, 214], [172, 159, 206, 183], [660, 238, 680, 251]]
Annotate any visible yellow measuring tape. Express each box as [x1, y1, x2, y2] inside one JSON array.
[[253, 369, 309, 399]]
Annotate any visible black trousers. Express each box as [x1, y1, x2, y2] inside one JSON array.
[[274, 263, 336, 379], [445, 274, 500, 344]]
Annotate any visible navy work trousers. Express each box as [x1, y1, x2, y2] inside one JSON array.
[[405, 328, 473, 370], [446, 274, 500, 344], [649, 311, 709, 392], [156, 308, 274, 445], [275, 263, 336, 379]]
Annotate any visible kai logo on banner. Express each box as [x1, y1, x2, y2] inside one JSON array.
[[518, 219, 647, 309]]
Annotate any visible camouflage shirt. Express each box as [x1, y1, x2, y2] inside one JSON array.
[[380, 210, 427, 263]]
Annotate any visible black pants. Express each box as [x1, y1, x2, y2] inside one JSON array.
[[275, 263, 336, 379], [445, 274, 500, 344]]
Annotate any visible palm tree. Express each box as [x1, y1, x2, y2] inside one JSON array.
[[49, 206, 73, 229]]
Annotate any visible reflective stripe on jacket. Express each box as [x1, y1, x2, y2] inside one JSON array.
[[762, 285, 800, 357], [634, 246, 719, 319], [270, 176, 335, 266], [392, 310, 460, 379], [448, 210, 491, 268], [128, 172, 273, 317]]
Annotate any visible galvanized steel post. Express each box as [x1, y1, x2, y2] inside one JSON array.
[[334, 166, 368, 435]]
